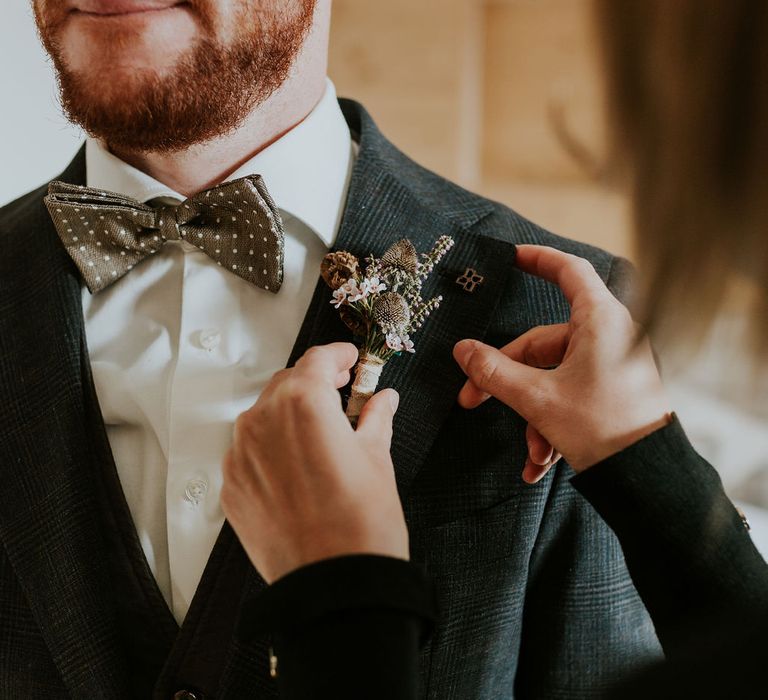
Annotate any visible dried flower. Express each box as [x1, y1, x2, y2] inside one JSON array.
[[323, 235, 454, 424], [331, 287, 348, 308], [330, 277, 388, 310], [385, 332, 415, 354], [339, 306, 367, 335], [418, 236, 455, 280], [381, 239, 418, 276], [361, 276, 387, 295], [410, 295, 443, 331], [344, 279, 366, 303], [373, 292, 411, 333], [321, 251, 359, 290]]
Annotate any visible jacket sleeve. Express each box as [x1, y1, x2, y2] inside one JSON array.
[[238, 554, 437, 700], [571, 416, 768, 662]]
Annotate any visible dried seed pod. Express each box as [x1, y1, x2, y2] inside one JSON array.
[[373, 291, 411, 332], [339, 305, 367, 336], [321, 251, 359, 290], [381, 239, 418, 275]]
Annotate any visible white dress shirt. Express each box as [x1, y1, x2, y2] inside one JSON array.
[[82, 80, 354, 624]]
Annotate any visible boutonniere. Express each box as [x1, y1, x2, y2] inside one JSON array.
[[321, 235, 455, 424]]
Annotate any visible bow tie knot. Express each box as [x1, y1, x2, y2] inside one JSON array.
[[45, 176, 285, 294], [151, 202, 202, 243]]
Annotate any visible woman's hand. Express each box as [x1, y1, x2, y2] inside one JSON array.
[[453, 245, 672, 481], [221, 342, 407, 584]]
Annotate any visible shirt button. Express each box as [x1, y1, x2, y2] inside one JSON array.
[[184, 478, 208, 507], [198, 328, 221, 351]]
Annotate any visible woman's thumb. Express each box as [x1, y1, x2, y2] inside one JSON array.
[[355, 388, 399, 450]]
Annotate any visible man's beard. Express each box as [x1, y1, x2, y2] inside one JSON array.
[[35, 1, 317, 152]]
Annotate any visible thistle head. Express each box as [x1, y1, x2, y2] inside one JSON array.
[[381, 239, 418, 276], [373, 291, 411, 332]]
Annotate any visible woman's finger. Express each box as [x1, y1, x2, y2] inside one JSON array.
[[457, 324, 569, 409], [526, 424, 553, 466], [512, 323, 570, 368], [458, 383, 491, 409], [335, 369, 352, 389], [453, 339, 544, 418], [522, 456, 556, 485], [514, 245, 612, 307], [295, 342, 359, 385]]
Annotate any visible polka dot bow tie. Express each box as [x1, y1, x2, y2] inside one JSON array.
[[44, 175, 285, 294]]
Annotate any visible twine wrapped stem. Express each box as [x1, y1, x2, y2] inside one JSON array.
[[346, 352, 386, 426]]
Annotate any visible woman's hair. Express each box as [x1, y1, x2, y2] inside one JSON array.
[[594, 0, 768, 357]]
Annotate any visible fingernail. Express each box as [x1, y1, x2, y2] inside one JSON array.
[[453, 339, 476, 366], [389, 390, 400, 412]]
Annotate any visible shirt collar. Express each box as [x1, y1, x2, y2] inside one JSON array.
[[85, 78, 353, 248]]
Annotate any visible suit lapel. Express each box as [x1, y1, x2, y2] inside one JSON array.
[[290, 102, 518, 494]]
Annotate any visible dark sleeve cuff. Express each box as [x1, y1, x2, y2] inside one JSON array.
[[238, 555, 437, 700], [238, 554, 437, 642], [570, 415, 745, 544]]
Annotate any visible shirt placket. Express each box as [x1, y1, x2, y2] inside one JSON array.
[[165, 240, 237, 624]]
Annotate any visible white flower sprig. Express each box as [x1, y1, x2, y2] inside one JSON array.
[[331, 276, 387, 309], [320, 236, 455, 423]]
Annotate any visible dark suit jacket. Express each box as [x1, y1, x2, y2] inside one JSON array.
[[0, 100, 660, 699], [242, 415, 768, 700]]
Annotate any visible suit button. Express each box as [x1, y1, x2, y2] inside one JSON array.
[[737, 507, 751, 531], [173, 691, 200, 700]]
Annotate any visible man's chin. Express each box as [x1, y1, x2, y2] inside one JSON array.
[[56, 59, 246, 153], [60, 5, 198, 75], [42, 0, 317, 153]]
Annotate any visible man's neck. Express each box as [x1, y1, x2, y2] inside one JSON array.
[[107, 69, 326, 198]]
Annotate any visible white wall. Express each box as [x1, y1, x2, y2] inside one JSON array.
[[1, 3, 83, 206]]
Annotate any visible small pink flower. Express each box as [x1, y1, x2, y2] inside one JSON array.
[[385, 332, 415, 353], [331, 287, 348, 308], [344, 279, 366, 303], [365, 276, 387, 295], [385, 333, 403, 351]]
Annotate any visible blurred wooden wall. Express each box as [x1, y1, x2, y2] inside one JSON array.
[[328, 0, 632, 258]]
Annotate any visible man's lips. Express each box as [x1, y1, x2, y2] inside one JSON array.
[[72, 0, 185, 17]]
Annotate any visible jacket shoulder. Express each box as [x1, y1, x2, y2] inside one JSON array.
[[0, 184, 50, 233], [0, 147, 85, 250], [0, 185, 53, 273], [390, 160, 633, 325], [0, 182, 79, 301], [378, 145, 629, 292], [345, 99, 626, 278], [477, 199, 632, 294], [370, 137, 633, 316], [345, 104, 622, 277]]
